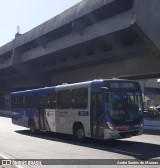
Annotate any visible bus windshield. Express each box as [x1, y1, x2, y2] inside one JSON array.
[[107, 91, 143, 125]]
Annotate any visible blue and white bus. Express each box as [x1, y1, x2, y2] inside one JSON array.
[[11, 79, 143, 141]]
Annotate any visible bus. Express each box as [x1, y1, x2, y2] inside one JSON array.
[[11, 79, 143, 141]]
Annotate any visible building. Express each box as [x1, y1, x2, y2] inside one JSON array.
[[139, 79, 160, 108]]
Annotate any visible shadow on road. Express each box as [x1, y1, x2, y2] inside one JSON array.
[[143, 129, 160, 136], [15, 130, 160, 160]]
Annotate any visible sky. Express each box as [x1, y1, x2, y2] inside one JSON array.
[[0, 0, 81, 47]]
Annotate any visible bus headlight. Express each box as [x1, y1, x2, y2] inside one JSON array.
[[107, 122, 114, 130]]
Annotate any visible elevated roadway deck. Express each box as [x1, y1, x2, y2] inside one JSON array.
[[0, 0, 160, 91]]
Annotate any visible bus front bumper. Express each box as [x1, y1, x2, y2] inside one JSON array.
[[104, 127, 143, 139]]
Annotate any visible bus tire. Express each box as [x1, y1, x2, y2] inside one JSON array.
[[29, 120, 36, 133], [73, 124, 85, 142]]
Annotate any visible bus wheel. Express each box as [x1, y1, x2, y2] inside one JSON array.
[[74, 125, 85, 141], [29, 121, 36, 133]]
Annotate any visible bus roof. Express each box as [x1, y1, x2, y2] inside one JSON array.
[[11, 79, 138, 95]]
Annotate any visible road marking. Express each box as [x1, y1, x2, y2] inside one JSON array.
[[0, 153, 8, 159], [0, 153, 24, 168]]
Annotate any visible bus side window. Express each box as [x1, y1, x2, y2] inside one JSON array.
[[17, 95, 24, 108], [12, 95, 17, 108], [25, 95, 30, 108], [57, 90, 71, 109], [25, 94, 37, 108], [39, 96, 46, 108], [47, 91, 56, 109], [71, 88, 88, 109]]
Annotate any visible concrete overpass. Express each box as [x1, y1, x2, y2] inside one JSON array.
[[0, 0, 160, 108]]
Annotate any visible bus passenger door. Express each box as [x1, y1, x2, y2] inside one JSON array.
[[38, 96, 47, 130], [91, 93, 104, 138]]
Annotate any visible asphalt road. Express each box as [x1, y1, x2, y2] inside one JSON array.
[[0, 116, 160, 168]]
